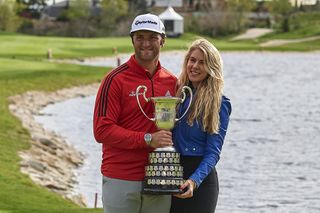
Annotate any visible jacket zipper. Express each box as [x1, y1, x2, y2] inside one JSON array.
[[147, 74, 154, 97]]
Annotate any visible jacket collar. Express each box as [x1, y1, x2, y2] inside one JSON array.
[[127, 55, 162, 78]]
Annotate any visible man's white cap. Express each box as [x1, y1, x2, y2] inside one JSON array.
[[130, 13, 166, 35]]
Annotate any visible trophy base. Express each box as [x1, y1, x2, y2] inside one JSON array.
[[142, 183, 183, 195], [143, 149, 185, 195]]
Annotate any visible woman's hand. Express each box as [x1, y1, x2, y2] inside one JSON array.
[[173, 179, 196, 199]]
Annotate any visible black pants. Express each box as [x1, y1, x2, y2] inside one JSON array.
[[170, 156, 219, 213]]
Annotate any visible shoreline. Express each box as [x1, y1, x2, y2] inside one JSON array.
[[8, 83, 100, 207], [51, 50, 320, 66]]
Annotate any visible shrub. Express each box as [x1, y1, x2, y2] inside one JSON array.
[[0, 0, 22, 32]]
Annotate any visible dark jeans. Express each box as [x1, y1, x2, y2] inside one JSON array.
[[170, 156, 219, 213]]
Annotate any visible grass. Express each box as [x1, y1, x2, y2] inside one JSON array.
[[0, 57, 106, 213], [1, 32, 320, 62], [258, 12, 320, 41], [0, 34, 133, 60], [0, 24, 319, 212]]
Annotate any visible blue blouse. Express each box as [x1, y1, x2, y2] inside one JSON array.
[[173, 95, 232, 188]]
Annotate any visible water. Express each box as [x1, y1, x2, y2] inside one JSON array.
[[35, 52, 320, 212]]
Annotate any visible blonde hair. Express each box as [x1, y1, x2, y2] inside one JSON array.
[[177, 38, 224, 134]]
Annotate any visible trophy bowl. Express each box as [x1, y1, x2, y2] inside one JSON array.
[[136, 85, 192, 194], [152, 97, 180, 130]]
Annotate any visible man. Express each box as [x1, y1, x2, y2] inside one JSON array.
[[93, 14, 177, 213]]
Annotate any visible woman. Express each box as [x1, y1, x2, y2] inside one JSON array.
[[170, 38, 232, 213]]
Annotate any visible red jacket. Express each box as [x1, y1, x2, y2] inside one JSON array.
[[93, 55, 177, 181]]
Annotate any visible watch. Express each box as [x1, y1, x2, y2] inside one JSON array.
[[144, 133, 152, 146]]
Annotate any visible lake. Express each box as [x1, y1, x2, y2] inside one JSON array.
[[35, 51, 320, 212]]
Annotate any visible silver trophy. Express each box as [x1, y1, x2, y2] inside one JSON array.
[[136, 85, 192, 194]]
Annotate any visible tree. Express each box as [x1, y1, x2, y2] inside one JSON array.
[[0, 0, 22, 31], [16, 0, 48, 18], [225, 0, 255, 33], [64, 0, 90, 21], [266, 0, 293, 32], [128, 0, 148, 15], [99, 0, 128, 34], [59, 0, 93, 37]]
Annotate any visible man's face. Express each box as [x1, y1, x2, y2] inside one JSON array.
[[132, 30, 163, 62]]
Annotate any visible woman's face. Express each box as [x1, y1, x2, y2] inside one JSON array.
[[186, 48, 208, 88]]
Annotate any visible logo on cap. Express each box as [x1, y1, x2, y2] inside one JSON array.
[[130, 13, 165, 35], [135, 20, 158, 26]]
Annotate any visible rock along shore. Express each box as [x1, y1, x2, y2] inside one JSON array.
[[8, 83, 100, 207]]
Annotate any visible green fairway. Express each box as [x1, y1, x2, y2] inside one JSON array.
[[0, 33, 133, 59], [1, 32, 319, 62]]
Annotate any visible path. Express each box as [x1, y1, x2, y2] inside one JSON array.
[[259, 36, 320, 47], [232, 28, 273, 40]]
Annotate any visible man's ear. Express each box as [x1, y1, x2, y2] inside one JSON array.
[[160, 39, 165, 47]]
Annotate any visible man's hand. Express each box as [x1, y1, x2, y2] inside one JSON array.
[[149, 130, 173, 148]]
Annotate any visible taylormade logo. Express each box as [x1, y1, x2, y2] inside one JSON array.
[[135, 20, 157, 26]]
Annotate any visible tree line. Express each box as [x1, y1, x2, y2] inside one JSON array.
[[0, 0, 318, 37]]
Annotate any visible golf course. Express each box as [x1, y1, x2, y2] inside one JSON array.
[[1, 25, 319, 212]]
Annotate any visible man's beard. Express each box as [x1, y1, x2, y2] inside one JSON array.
[[135, 49, 159, 62]]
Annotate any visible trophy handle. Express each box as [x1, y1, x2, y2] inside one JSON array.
[[175, 86, 193, 122], [136, 85, 155, 121]]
